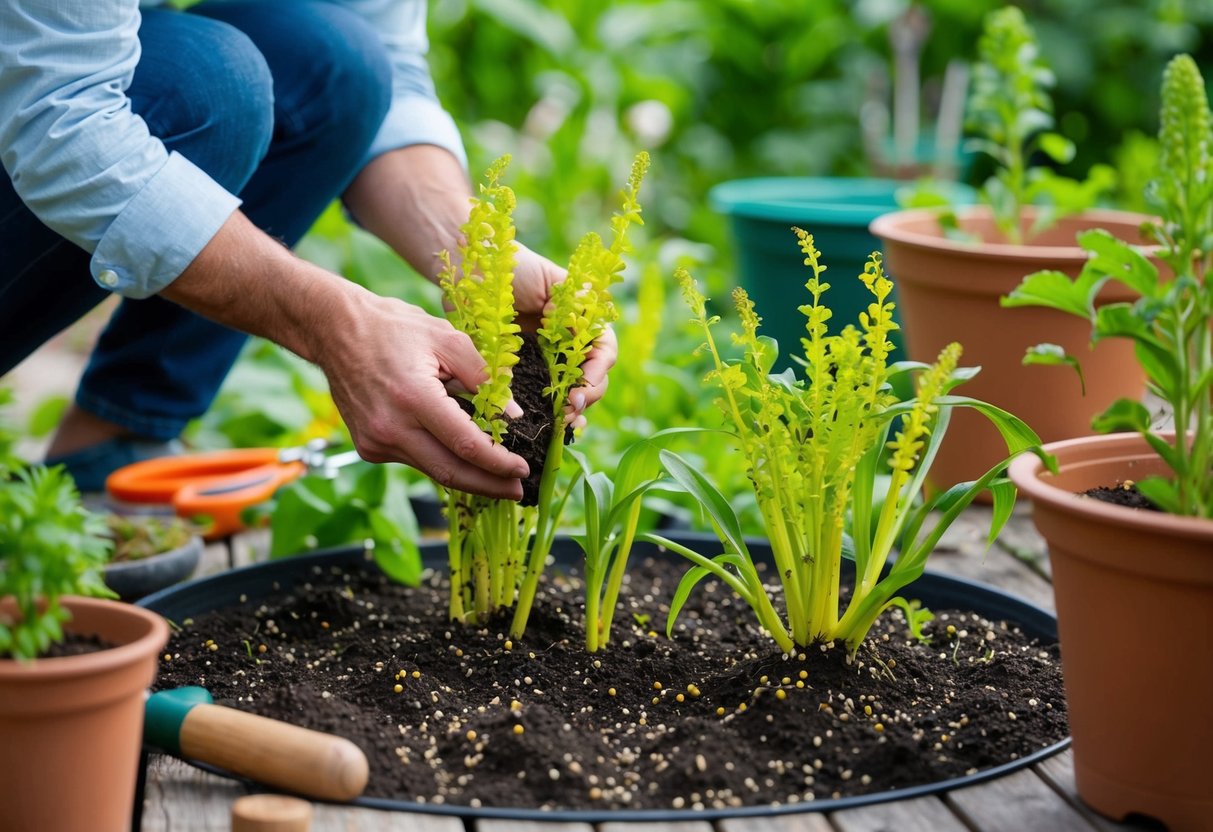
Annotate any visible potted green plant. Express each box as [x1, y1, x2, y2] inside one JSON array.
[[1006, 53, 1212, 832], [102, 513, 204, 601], [0, 463, 169, 831], [870, 5, 1147, 493]]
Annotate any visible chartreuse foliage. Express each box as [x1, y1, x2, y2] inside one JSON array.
[[438, 154, 649, 636], [651, 231, 1050, 655], [1, 466, 113, 660], [1004, 54, 1213, 518], [569, 425, 711, 653], [511, 153, 650, 639], [966, 6, 1114, 243]]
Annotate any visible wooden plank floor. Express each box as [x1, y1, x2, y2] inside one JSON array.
[[140, 507, 1156, 831]]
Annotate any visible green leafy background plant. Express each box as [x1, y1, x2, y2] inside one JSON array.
[[0, 467, 113, 660], [1004, 53, 1212, 518]]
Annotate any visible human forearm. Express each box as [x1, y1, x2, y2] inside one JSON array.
[[161, 209, 528, 499], [343, 144, 471, 282], [159, 210, 351, 363]]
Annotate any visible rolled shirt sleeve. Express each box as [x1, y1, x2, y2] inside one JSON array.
[[338, 0, 468, 170], [0, 1, 240, 299]]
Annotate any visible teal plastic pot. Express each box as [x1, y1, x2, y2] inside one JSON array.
[[710, 177, 973, 370]]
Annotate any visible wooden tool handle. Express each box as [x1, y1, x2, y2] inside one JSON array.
[[178, 703, 369, 802]]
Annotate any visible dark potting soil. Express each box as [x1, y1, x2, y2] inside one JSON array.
[[154, 558, 1068, 812], [43, 631, 112, 658], [455, 332, 572, 507], [1081, 482, 1161, 511]]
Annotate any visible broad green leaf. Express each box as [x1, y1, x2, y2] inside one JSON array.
[[1037, 132, 1076, 164], [986, 479, 1017, 550], [1076, 229, 1160, 299], [1001, 268, 1102, 318], [268, 479, 334, 558], [26, 395, 69, 439], [612, 427, 715, 501], [1090, 398, 1151, 434], [933, 396, 1043, 457], [666, 565, 712, 637], [1135, 476, 1178, 513], [1022, 343, 1085, 394]]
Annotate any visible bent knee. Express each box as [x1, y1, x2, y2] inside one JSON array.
[[132, 12, 274, 190]]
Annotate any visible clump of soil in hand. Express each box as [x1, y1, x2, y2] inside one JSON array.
[[155, 556, 1067, 813], [455, 332, 571, 506], [1081, 482, 1161, 511]]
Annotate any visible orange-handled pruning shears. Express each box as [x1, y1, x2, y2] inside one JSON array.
[[105, 440, 363, 540]]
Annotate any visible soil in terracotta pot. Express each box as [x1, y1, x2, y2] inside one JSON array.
[[155, 558, 1067, 812], [42, 632, 112, 658], [1081, 482, 1161, 512], [456, 332, 572, 507]]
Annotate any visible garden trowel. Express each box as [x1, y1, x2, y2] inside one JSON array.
[[144, 687, 369, 802]]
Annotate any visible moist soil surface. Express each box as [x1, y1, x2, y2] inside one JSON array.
[[1081, 482, 1161, 511], [155, 556, 1067, 813]]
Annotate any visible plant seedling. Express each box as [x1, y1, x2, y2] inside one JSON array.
[[652, 230, 1050, 655], [0, 466, 113, 660], [963, 6, 1114, 243], [438, 153, 649, 637]]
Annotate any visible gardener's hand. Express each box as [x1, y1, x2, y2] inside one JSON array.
[[159, 210, 528, 500], [317, 290, 530, 500], [513, 242, 618, 428]]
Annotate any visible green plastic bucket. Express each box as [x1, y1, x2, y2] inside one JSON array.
[[710, 177, 974, 371]]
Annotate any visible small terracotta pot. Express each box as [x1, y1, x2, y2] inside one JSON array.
[[871, 206, 1153, 492], [1009, 433, 1213, 831], [0, 596, 169, 832]]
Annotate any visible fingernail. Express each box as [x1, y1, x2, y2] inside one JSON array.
[[505, 399, 524, 419], [570, 391, 586, 412], [513, 464, 530, 478]]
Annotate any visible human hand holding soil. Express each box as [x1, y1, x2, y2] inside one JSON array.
[[512, 241, 618, 430], [315, 288, 531, 501]]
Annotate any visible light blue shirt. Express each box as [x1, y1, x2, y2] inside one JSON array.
[[0, 0, 466, 299]]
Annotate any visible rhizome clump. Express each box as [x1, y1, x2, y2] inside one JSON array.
[[155, 556, 1066, 811]]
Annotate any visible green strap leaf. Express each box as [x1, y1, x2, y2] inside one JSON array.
[[657, 449, 750, 560], [664, 552, 750, 639]]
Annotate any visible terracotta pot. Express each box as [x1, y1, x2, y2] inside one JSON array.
[[1008, 433, 1213, 831], [0, 596, 169, 832], [871, 206, 1153, 492]]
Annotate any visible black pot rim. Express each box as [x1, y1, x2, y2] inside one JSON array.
[[139, 532, 1069, 821]]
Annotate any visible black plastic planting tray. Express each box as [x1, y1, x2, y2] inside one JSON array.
[[139, 532, 1068, 822]]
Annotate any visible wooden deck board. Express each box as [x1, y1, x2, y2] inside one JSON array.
[[830, 795, 970, 832], [946, 767, 1101, 832], [1033, 753, 1149, 832], [717, 813, 836, 832], [478, 819, 596, 832]]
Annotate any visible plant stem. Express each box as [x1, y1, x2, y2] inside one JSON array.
[[509, 425, 566, 639], [596, 501, 642, 649]]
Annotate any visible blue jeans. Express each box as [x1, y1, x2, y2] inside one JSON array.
[[0, 0, 392, 440]]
